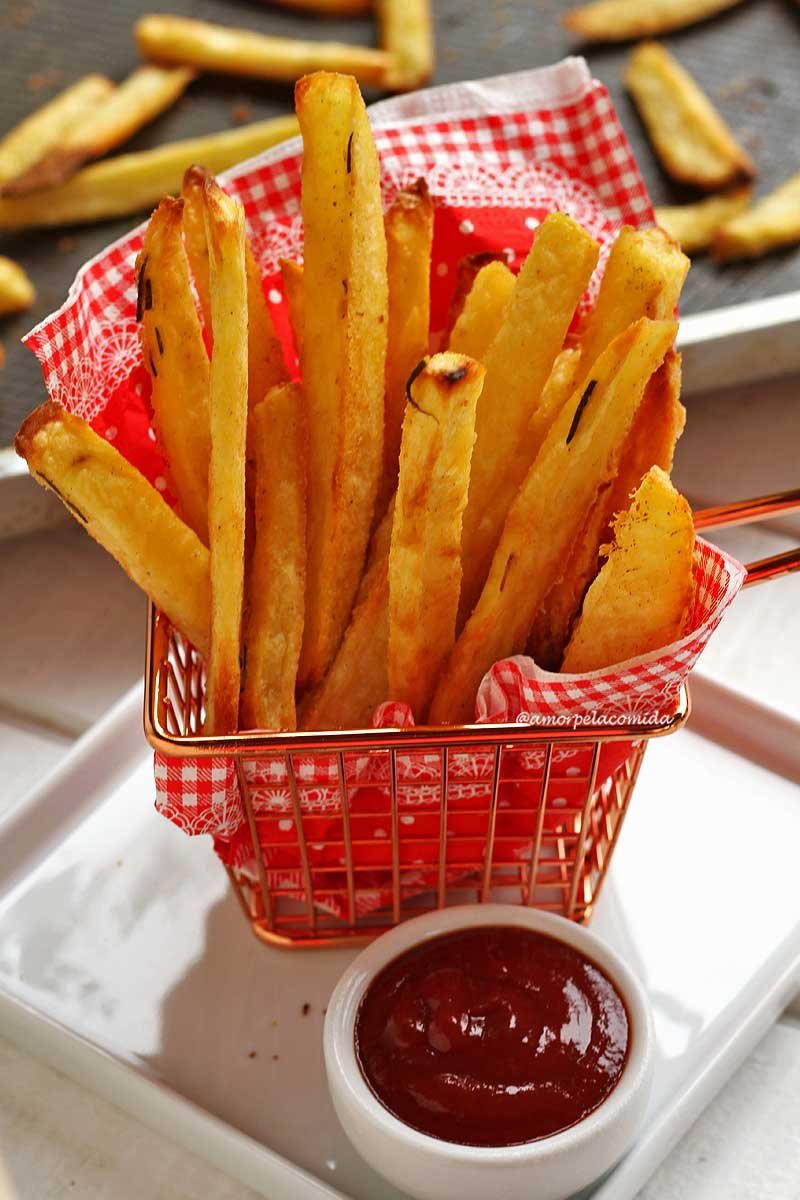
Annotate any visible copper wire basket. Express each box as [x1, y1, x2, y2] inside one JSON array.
[[144, 489, 800, 949]]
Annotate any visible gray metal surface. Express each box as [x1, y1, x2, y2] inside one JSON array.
[[1, 0, 799, 446]]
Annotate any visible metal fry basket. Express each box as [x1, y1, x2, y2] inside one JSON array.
[[144, 490, 800, 950]]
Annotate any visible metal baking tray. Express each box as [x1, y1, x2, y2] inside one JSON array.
[[2, 0, 799, 531]]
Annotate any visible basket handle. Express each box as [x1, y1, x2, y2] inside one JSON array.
[[693, 487, 800, 589]]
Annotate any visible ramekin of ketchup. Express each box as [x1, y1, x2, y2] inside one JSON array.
[[324, 905, 654, 1200]]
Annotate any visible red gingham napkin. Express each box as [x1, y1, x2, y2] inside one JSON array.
[[23, 60, 745, 908]]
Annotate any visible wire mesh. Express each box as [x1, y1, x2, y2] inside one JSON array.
[[146, 608, 682, 948]]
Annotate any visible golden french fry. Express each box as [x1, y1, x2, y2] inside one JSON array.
[[299, 562, 389, 731], [241, 384, 307, 731], [578, 225, 688, 371], [0, 256, 35, 316], [381, 179, 434, 508], [445, 256, 514, 356], [389, 354, 484, 719], [626, 42, 754, 191], [429, 317, 677, 724], [604, 349, 685, 522], [300, 499, 395, 731], [15, 402, 210, 656], [562, 467, 694, 672], [713, 172, 800, 261], [186, 171, 287, 481], [203, 184, 249, 736], [296, 72, 388, 688], [181, 164, 212, 331], [137, 198, 210, 544], [0, 74, 113, 195], [245, 238, 288, 423], [529, 350, 684, 669], [136, 14, 390, 87], [0, 116, 299, 231], [527, 502, 606, 673], [563, 0, 743, 41], [655, 188, 752, 255], [268, 0, 371, 11], [443, 252, 504, 345], [21, 66, 195, 189], [457, 213, 599, 626], [359, 495, 394, 602], [377, 0, 434, 91], [538, 349, 583, 423], [280, 259, 305, 359]]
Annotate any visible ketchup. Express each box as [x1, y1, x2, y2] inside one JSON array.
[[354, 926, 629, 1147]]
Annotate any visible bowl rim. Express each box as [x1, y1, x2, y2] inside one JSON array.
[[323, 902, 654, 1165]]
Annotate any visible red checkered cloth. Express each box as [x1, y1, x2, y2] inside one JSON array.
[[24, 60, 744, 911]]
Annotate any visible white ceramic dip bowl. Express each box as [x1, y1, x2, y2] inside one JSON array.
[[324, 903, 654, 1200]]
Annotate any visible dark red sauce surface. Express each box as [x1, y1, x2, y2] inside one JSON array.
[[355, 926, 630, 1147]]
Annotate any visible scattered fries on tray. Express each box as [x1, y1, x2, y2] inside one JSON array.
[[625, 42, 754, 192], [655, 188, 753, 256], [712, 171, 800, 261], [0, 256, 35, 316], [135, 14, 391, 88], [0, 0, 433, 239], [16, 71, 703, 735], [563, 0, 744, 41], [0, 116, 300, 231], [621, 38, 800, 264]]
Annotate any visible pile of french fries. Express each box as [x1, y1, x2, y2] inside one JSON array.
[[16, 70, 700, 734], [561, 1, 800, 262]]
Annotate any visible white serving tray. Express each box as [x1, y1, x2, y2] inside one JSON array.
[[0, 684, 798, 1200]]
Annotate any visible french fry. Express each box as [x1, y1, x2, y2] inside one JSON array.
[[184, 169, 287, 498], [0, 74, 113, 195], [538, 349, 582, 422], [445, 255, 513, 355], [296, 72, 388, 688], [180, 165, 212, 331], [136, 15, 390, 87], [457, 213, 599, 626], [561, 467, 694, 672], [603, 349, 685, 523], [381, 179, 434, 508], [443, 252, 503, 345], [280, 259, 305, 359], [377, 0, 435, 91], [655, 188, 752, 255], [300, 561, 389, 731], [429, 317, 677, 724], [578, 225, 689, 371], [203, 184, 249, 736], [241, 384, 307, 731], [625, 42, 754, 191], [0, 256, 35, 316], [713, 172, 800, 261], [389, 354, 484, 719], [563, 0, 743, 41], [300, 498, 395, 731], [358, 495, 394, 604], [15, 402, 210, 657], [0, 116, 299, 231], [19, 66, 196, 190], [137, 198, 210, 544], [529, 350, 684, 668]]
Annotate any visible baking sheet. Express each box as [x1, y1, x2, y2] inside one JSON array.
[[1, 0, 800, 446], [0, 683, 798, 1200]]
